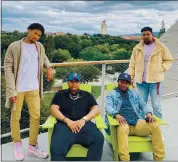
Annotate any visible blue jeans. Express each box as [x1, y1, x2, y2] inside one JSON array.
[[136, 82, 163, 119]]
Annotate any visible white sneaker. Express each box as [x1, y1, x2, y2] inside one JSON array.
[[13, 141, 25, 161], [28, 143, 48, 159]]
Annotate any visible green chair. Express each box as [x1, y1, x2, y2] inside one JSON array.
[[42, 83, 107, 159], [105, 83, 168, 161]]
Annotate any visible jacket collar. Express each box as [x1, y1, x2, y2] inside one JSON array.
[[136, 37, 163, 53], [20, 38, 40, 52]]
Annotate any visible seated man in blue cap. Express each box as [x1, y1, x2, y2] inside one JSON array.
[[105, 73, 165, 161], [50, 72, 104, 161]]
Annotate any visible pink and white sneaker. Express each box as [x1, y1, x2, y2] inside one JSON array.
[[13, 141, 25, 161], [28, 143, 48, 159]]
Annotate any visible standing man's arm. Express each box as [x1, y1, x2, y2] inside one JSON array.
[[137, 93, 156, 122], [136, 91, 153, 116], [41, 45, 53, 81], [4, 44, 17, 103], [161, 46, 173, 72]]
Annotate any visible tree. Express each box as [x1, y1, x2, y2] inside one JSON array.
[[52, 49, 72, 63], [43, 69, 54, 91], [110, 44, 120, 52], [1, 49, 6, 66], [44, 35, 55, 62], [80, 39, 92, 49], [111, 48, 131, 60], [54, 35, 71, 51], [94, 44, 110, 54], [79, 46, 110, 61]]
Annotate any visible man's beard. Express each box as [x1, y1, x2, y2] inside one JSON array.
[[144, 39, 154, 45], [119, 87, 128, 93], [69, 88, 79, 94]]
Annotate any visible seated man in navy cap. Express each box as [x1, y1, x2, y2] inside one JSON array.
[[50, 72, 104, 161], [105, 73, 165, 161]]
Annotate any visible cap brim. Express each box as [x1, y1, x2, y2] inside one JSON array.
[[117, 78, 131, 83], [68, 78, 80, 82]]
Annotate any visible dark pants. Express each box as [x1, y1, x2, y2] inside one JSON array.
[[50, 121, 104, 161]]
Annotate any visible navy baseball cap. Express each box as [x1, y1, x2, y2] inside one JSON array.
[[117, 73, 131, 83], [68, 72, 81, 82]]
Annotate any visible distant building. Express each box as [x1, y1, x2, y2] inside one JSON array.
[[121, 36, 141, 41], [46, 32, 65, 37], [101, 20, 107, 35], [54, 32, 65, 36]]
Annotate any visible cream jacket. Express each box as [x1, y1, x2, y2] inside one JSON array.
[[4, 38, 52, 108], [129, 38, 173, 83]]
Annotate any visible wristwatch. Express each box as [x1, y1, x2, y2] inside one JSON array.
[[82, 116, 88, 122]]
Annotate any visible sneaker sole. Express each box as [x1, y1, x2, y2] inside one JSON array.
[[28, 152, 49, 159], [14, 153, 25, 161]]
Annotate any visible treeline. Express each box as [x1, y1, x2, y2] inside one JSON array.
[[1, 31, 138, 65]]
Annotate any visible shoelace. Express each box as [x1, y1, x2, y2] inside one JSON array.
[[35, 145, 44, 153], [15, 144, 23, 153]]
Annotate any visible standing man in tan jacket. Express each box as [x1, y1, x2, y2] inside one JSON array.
[[129, 27, 173, 119], [4, 23, 53, 161]]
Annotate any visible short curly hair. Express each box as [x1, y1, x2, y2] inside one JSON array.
[[141, 27, 153, 33], [28, 23, 45, 35]]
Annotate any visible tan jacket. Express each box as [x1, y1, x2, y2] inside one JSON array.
[[4, 38, 52, 108], [129, 38, 173, 83]]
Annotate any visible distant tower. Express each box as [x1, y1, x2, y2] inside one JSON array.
[[101, 20, 107, 35], [161, 21, 166, 33], [159, 20, 166, 37]]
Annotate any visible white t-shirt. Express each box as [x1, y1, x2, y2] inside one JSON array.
[[17, 42, 39, 92]]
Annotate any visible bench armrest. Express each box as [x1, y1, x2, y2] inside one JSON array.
[[107, 115, 119, 126], [95, 114, 107, 129], [152, 115, 168, 125], [42, 115, 107, 129], [42, 115, 56, 129]]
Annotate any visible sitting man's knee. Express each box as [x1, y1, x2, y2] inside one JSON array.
[[150, 122, 160, 130], [50, 143, 64, 155], [95, 131, 104, 144], [117, 125, 129, 133]]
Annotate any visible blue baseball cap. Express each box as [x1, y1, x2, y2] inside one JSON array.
[[117, 73, 131, 83], [68, 72, 81, 82]]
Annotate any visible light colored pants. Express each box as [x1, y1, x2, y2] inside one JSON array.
[[10, 90, 40, 145], [117, 120, 165, 161], [136, 82, 163, 119]]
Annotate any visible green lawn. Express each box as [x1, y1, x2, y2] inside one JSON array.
[[91, 86, 101, 99]]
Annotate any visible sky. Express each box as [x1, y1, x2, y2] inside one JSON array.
[[2, 1, 178, 36]]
